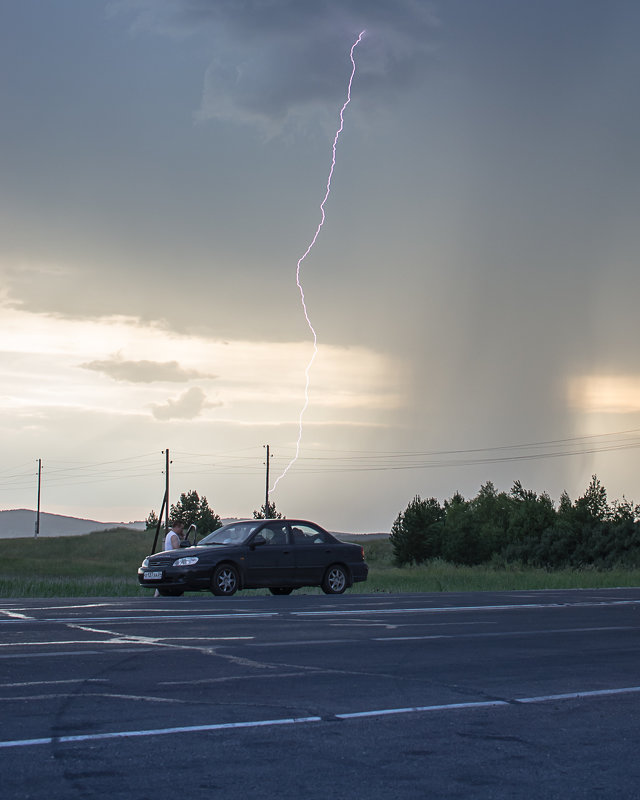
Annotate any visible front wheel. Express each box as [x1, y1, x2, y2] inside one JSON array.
[[269, 587, 294, 595], [211, 564, 239, 596], [321, 564, 348, 594]]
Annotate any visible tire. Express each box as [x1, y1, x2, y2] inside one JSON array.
[[157, 588, 184, 597], [269, 587, 294, 595], [211, 564, 239, 596], [321, 564, 348, 594]]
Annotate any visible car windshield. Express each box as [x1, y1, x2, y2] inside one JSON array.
[[198, 521, 263, 546]]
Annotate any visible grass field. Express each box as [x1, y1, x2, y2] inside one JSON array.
[[0, 528, 638, 598]]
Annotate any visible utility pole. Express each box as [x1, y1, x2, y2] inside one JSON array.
[[163, 448, 170, 534], [34, 458, 41, 538], [264, 445, 271, 518]]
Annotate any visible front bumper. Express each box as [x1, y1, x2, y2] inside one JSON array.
[[137, 565, 211, 591]]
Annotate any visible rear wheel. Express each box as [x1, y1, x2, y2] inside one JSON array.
[[211, 564, 239, 596], [321, 564, 348, 594], [157, 588, 184, 597], [269, 587, 294, 595]]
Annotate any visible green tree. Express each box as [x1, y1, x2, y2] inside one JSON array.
[[500, 482, 557, 564], [575, 475, 609, 523], [145, 509, 159, 531], [390, 495, 444, 566], [441, 495, 482, 565], [253, 500, 284, 519], [169, 490, 221, 538]]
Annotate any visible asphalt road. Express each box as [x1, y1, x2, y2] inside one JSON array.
[[1, 588, 639, 799]]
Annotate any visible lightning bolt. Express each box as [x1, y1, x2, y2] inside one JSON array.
[[271, 30, 365, 493]]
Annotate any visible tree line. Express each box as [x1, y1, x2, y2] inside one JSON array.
[[145, 491, 283, 539], [390, 476, 640, 569]]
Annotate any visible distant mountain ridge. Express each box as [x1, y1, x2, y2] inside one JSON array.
[[0, 509, 145, 539]]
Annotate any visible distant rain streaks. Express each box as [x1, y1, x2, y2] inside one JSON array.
[[270, 30, 366, 493]]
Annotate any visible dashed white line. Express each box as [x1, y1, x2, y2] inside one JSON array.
[[518, 686, 640, 703], [373, 625, 637, 642], [1, 685, 639, 749], [0, 716, 322, 749], [293, 599, 640, 617]]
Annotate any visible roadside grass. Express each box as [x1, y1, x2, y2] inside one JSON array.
[[0, 529, 638, 598], [0, 528, 151, 598]]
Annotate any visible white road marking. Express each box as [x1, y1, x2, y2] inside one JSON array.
[[0, 679, 107, 688], [2, 598, 639, 626], [517, 686, 640, 703], [1, 623, 635, 655], [0, 610, 33, 620], [0, 648, 153, 660], [336, 700, 509, 719], [0, 716, 322, 749], [0, 612, 277, 625], [293, 599, 640, 617], [374, 625, 638, 641], [0, 693, 185, 704], [2, 685, 640, 749]]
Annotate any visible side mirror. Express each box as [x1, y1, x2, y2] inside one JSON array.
[[251, 536, 267, 549], [180, 539, 191, 548]]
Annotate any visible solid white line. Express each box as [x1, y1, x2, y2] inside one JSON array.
[[0, 679, 107, 688], [0, 648, 154, 660], [2, 686, 640, 749], [0, 612, 278, 625]]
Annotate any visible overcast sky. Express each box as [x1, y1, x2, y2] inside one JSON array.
[[2, 0, 640, 533]]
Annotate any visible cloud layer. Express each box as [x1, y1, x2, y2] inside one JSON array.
[[81, 355, 214, 383], [112, 0, 438, 131]]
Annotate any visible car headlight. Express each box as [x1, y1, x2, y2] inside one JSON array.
[[173, 556, 199, 566], [142, 558, 149, 567]]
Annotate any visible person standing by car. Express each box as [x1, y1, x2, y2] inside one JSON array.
[[154, 520, 186, 598], [164, 520, 184, 551]]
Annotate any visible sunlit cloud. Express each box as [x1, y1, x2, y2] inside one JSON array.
[[569, 375, 640, 413], [81, 354, 213, 383], [151, 386, 213, 420], [0, 304, 406, 426]]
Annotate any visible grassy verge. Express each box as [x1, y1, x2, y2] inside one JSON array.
[[0, 529, 637, 598]]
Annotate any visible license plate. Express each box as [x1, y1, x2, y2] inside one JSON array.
[[144, 571, 163, 580]]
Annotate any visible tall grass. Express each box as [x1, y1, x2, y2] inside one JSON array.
[[0, 529, 638, 598], [352, 539, 640, 593], [0, 528, 152, 597]]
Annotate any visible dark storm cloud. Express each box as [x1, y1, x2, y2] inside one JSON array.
[[111, 0, 438, 130]]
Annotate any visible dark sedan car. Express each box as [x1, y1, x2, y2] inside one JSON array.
[[138, 518, 368, 597]]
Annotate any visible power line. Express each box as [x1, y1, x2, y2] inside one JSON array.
[[2, 428, 639, 496]]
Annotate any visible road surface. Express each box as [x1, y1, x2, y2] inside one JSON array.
[[1, 588, 639, 798]]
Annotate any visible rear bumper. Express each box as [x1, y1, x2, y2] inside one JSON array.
[[351, 563, 369, 583]]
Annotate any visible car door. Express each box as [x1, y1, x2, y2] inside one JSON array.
[[243, 522, 295, 586], [289, 523, 337, 584]]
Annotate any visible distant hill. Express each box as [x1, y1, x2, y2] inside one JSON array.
[[0, 509, 145, 539]]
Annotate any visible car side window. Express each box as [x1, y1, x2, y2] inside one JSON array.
[[260, 523, 289, 546], [291, 524, 330, 544]]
